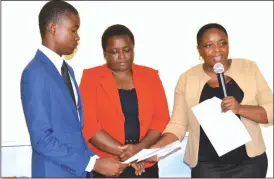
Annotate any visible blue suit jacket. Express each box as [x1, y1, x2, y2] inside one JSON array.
[[20, 50, 95, 178]]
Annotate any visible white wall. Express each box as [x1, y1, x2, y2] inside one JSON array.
[[2, 1, 273, 177]]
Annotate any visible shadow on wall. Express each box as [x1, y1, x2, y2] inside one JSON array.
[[64, 46, 79, 61]]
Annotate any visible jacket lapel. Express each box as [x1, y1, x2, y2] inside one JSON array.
[[99, 65, 124, 119], [36, 50, 79, 123], [131, 64, 148, 125], [97, 64, 151, 123]]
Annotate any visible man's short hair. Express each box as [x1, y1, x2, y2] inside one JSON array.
[[38, 0, 78, 39]]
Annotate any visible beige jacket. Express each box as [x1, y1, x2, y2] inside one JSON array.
[[163, 58, 273, 168]]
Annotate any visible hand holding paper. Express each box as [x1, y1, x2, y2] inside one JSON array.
[[122, 140, 182, 164], [137, 140, 181, 162], [191, 97, 251, 157], [118, 144, 140, 162], [121, 148, 159, 164], [143, 145, 160, 163]]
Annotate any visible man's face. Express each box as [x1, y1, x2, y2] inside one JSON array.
[[54, 13, 80, 56]]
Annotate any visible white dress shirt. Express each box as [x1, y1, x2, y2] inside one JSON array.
[[39, 45, 99, 172]]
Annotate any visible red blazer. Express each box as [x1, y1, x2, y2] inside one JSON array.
[[80, 64, 170, 164]]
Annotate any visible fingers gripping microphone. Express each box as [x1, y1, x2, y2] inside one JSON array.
[[213, 63, 227, 97]]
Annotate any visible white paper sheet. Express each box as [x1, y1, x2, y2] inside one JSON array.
[[191, 97, 251, 156], [122, 140, 181, 164], [122, 148, 159, 164], [137, 140, 182, 162]]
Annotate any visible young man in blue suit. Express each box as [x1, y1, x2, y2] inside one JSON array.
[[20, 1, 127, 177]]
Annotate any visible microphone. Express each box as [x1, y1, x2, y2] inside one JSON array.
[[213, 63, 227, 97]]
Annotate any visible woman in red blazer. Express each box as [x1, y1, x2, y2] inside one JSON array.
[[80, 24, 170, 178]]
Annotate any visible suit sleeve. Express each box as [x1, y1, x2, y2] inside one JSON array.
[[20, 69, 91, 177], [79, 70, 103, 142], [252, 61, 273, 124], [148, 70, 170, 132]]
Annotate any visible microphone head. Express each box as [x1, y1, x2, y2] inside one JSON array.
[[213, 63, 224, 73]]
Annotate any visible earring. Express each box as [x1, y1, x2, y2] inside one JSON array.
[[199, 56, 204, 61]]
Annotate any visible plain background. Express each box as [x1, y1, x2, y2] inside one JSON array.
[[2, 1, 273, 177]]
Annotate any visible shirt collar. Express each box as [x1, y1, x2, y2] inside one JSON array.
[[39, 45, 64, 74]]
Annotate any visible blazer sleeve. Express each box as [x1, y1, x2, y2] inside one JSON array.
[[253, 61, 273, 124], [79, 70, 103, 141], [163, 73, 188, 140], [148, 70, 170, 132], [20, 69, 91, 177]]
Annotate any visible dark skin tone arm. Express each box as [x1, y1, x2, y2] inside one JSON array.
[[221, 96, 268, 124], [207, 78, 268, 124], [89, 130, 146, 176], [145, 133, 179, 162], [89, 130, 123, 156], [152, 133, 179, 148], [206, 79, 268, 124], [137, 130, 162, 149], [88, 129, 163, 161], [205, 66, 268, 124], [118, 130, 162, 176], [119, 129, 161, 161]]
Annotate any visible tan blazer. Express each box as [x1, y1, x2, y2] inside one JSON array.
[[163, 58, 273, 168]]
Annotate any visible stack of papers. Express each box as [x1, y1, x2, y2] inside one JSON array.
[[122, 140, 181, 164], [191, 97, 251, 156]]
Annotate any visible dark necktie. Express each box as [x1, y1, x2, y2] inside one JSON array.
[[61, 61, 76, 107]]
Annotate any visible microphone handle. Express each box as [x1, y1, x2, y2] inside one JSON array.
[[219, 73, 227, 97]]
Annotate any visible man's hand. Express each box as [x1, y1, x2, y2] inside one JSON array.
[[131, 162, 145, 176], [118, 144, 141, 161], [93, 158, 127, 177]]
